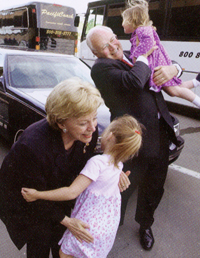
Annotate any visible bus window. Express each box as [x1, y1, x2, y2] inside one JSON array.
[[167, 0, 200, 41], [14, 15, 22, 27], [149, 0, 165, 38], [0, 9, 28, 28], [22, 9, 28, 27], [85, 6, 105, 35], [5, 13, 14, 27], [13, 9, 28, 28], [107, 3, 126, 37]]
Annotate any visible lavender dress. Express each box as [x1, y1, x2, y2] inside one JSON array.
[[59, 154, 122, 258], [130, 26, 182, 92]]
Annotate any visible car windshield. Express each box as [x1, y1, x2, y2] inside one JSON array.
[[7, 55, 93, 89]]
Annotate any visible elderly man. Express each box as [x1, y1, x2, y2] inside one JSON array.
[[86, 26, 181, 251]]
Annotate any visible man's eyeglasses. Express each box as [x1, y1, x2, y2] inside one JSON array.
[[101, 35, 118, 50]]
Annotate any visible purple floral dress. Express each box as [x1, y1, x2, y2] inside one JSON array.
[[130, 26, 182, 92], [59, 154, 123, 258]]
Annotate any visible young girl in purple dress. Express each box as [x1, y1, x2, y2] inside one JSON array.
[[21, 114, 142, 258], [122, 0, 200, 108]]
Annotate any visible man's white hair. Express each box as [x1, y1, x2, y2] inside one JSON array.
[[86, 26, 113, 51]]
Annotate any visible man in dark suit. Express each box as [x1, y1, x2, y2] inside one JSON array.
[[86, 26, 181, 250]]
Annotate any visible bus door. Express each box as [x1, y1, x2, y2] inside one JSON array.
[[80, 5, 105, 66]]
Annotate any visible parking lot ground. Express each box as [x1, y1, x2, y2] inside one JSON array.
[[108, 167, 200, 258]]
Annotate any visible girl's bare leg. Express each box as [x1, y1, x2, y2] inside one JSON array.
[[163, 83, 200, 108], [162, 74, 200, 107], [59, 248, 73, 258], [178, 75, 200, 89], [179, 80, 194, 89], [163, 84, 196, 102]]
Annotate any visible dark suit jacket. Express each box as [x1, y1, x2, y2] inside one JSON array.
[[0, 119, 97, 249], [91, 53, 177, 157]]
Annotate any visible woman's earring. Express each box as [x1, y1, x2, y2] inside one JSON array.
[[83, 143, 89, 153], [63, 128, 67, 133]]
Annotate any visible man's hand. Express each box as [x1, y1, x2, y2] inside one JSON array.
[[153, 65, 178, 86], [61, 216, 94, 243], [118, 170, 131, 192]]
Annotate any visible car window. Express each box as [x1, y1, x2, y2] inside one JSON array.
[[7, 55, 93, 89]]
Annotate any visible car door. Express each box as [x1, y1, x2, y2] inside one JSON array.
[[0, 54, 9, 139]]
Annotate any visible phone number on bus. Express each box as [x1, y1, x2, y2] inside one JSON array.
[[179, 52, 200, 58], [46, 30, 72, 36]]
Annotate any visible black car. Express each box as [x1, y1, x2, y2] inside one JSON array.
[[0, 48, 184, 162]]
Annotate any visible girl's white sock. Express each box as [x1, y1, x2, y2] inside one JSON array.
[[192, 79, 200, 88], [192, 95, 200, 108]]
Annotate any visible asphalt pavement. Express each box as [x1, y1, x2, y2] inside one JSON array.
[[108, 168, 200, 258]]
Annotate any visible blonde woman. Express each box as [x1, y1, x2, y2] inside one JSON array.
[[0, 77, 112, 258], [122, 0, 200, 108], [22, 115, 142, 258]]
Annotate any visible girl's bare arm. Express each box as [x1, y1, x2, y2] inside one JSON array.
[[21, 174, 92, 202]]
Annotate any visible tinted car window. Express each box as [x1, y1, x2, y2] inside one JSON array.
[[8, 55, 93, 89]]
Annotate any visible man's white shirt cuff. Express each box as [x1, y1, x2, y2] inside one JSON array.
[[136, 56, 149, 66], [173, 63, 182, 78]]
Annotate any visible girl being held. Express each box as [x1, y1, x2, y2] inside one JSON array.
[[122, 0, 200, 108], [22, 115, 142, 258]]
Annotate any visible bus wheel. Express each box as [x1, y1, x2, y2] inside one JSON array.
[[14, 129, 24, 143]]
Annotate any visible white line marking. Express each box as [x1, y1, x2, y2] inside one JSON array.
[[169, 164, 200, 179]]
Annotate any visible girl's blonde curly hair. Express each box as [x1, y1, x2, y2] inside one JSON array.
[[122, 0, 153, 29], [102, 115, 143, 167]]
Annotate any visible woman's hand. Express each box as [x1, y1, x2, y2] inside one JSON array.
[[60, 216, 94, 243], [118, 170, 131, 192], [21, 188, 38, 202], [153, 65, 178, 86]]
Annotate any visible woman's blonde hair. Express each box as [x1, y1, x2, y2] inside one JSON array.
[[122, 1, 153, 29], [45, 77, 103, 130], [103, 115, 143, 167]]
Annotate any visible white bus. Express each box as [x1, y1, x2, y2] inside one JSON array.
[[79, 0, 200, 110]]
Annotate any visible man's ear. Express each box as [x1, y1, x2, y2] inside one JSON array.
[[92, 50, 99, 57]]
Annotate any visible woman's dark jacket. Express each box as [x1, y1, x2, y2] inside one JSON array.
[[0, 118, 97, 249]]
